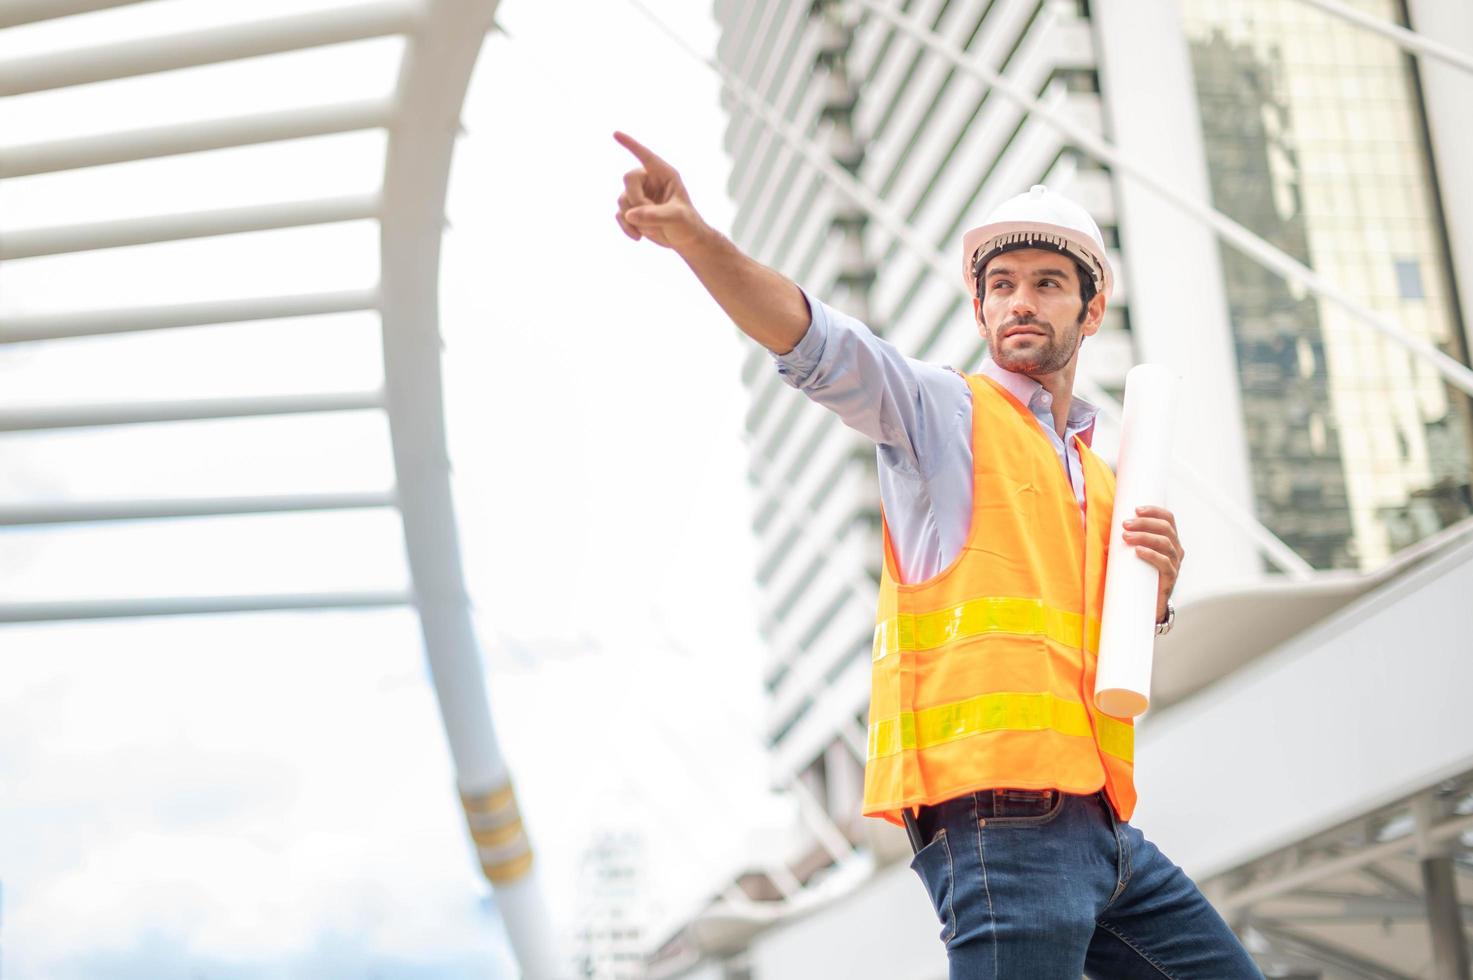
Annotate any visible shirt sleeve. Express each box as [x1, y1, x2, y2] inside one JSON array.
[[771, 288, 968, 479]]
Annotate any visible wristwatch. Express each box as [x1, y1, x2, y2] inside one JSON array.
[[1155, 599, 1176, 637]]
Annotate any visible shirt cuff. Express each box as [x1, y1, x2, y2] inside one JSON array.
[[771, 286, 829, 388]]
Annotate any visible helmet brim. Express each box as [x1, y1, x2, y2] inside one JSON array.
[[962, 220, 1114, 300]]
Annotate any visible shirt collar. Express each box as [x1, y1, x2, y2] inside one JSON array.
[[978, 357, 1099, 447]]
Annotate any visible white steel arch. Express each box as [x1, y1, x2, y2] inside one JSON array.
[[379, 1, 561, 973], [0, 1, 564, 975]]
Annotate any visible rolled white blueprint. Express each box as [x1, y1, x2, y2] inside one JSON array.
[[1095, 364, 1179, 718]]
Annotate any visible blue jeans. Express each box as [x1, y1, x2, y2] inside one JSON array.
[[908, 789, 1262, 978]]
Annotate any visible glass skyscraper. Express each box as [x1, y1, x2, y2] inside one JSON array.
[[1182, 0, 1473, 569]]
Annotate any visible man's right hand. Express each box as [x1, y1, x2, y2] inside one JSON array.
[[614, 131, 711, 252], [612, 130, 810, 354]]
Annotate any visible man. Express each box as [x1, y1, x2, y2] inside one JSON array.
[[614, 131, 1260, 978]]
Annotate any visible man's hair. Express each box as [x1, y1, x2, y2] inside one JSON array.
[[973, 246, 1097, 326]]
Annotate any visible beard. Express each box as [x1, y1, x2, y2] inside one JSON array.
[[988, 313, 1080, 376]]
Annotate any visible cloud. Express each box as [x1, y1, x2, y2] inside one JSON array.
[[0, 613, 516, 975], [39, 927, 515, 980]]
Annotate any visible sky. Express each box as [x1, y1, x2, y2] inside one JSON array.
[[0, 0, 787, 975]]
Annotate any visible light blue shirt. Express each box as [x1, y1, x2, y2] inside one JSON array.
[[773, 291, 1099, 585]]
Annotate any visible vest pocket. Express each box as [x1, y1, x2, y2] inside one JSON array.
[[908, 828, 957, 944]]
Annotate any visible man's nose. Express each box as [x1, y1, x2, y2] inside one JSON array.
[[1008, 285, 1038, 318]]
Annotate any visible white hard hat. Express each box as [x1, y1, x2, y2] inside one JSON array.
[[960, 184, 1114, 300]]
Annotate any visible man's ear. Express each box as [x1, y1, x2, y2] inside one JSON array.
[[1081, 292, 1106, 337]]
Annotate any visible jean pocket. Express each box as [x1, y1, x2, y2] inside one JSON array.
[[984, 788, 1066, 826], [908, 828, 957, 944]]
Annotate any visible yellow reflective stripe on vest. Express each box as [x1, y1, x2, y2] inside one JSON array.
[[872, 596, 1102, 661], [868, 691, 1134, 764], [1095, 713, 1134, 763]]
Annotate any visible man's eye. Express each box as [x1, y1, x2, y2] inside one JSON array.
[[1039, 279, 1059, 287], [992, 281, 1012, 290]]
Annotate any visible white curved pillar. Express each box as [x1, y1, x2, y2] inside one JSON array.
[[379, 1, 565, 975], [1091, 0, 1262, 594], [1406, 0, 1473, 361]]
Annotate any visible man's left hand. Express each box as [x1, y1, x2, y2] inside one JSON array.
[[1122, 505, 1183, 623]]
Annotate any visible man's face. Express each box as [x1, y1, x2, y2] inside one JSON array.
[[972, 247, 1104, 377]]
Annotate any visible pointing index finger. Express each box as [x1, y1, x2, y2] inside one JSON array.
[[614, 131, 672, 175]]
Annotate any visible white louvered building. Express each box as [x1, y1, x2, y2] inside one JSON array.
[[649, 1, 1473, 977]]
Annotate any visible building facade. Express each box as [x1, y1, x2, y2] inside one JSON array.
[[1176, 0, 1473, 570], [575, 831, 648, 980], [721, 0, 1139, 863], [648, 1, 1473, 977]]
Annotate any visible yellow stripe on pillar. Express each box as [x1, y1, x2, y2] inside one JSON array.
[[460, 781, 535, 885], [471, 817, 525, 849], [482, 850, 534, 884], [461, 781, 516, 814]]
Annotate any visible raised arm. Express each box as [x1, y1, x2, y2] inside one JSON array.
[[613, 132, 967, 475], [613, 131, 809, 354]]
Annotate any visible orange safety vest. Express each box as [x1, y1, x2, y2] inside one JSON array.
[[862, 373, 1137, 827]]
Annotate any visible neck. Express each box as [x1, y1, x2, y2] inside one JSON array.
[[985, 322, 1086, 439], [1027, 357, 1078, 438]]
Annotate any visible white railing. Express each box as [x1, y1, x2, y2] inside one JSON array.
[[1289, 0, 1473, 76]]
